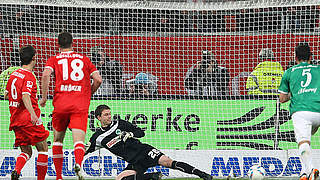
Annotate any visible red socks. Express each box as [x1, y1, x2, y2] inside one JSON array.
[[74, 141, 85, 166], [37, 152, 48, 180], [15, 152, 29, 174], [52, 141, 85, 179], [52, 142, 63, 179]]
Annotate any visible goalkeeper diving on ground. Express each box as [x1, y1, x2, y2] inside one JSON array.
[[85, 104, 213, 180]]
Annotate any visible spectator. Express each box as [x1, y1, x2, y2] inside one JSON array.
[[0, 11, 3, 38], [91, 46, 123, 96], [125, 72, 158, 98], [246, 48, 284, 95], [184, 50, 230, 96], [0, 46, 22, 95]]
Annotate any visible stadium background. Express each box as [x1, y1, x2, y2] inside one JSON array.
[[1, 0, 320, 179]]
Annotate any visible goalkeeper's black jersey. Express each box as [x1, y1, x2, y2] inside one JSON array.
[[86, 120, 145, 163]]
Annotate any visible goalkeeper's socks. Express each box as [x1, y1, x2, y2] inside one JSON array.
[[36, 152, 48, 180], [74, 141, 85, 166], [299, 143, 313, 175], [171, 161, 200, 175], [171, 161, 210, 178], [15, 152, 30, 174], [52, 142, 63, 179]]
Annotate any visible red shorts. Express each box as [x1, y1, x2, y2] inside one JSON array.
[[14, 125, 49, 147], [52, 112, 88, 133]]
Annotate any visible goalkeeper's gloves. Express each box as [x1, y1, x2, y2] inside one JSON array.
[[120, 131, 134, 142]]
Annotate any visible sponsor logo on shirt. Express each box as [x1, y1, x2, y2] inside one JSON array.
[[116, 129, 121, 135], [26, 81, 33, 88], [263, 72, 282, 77], [298, 87, 317, 94], [9, 101, 19, 107], [12, 72, 25, 79], [56, 53, 83, 59], [106, 136, 121, 148], [60, 84, 82, 92]]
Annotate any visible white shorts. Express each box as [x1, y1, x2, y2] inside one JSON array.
[[292, 111, 320, 143]]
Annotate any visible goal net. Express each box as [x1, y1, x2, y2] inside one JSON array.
[[0, 0, 320, 179]]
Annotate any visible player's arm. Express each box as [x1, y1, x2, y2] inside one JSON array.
[[279, 92, 290, 103], [91, 71, 102, 95], [278, 70, 290, 104], [4, 91, 8, 100], [39, 68, 52, 107], [22, 93, 39, 125], [122, 120, 145, 138]]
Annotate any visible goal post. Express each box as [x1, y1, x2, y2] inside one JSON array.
[[0, 0, 320, 179]]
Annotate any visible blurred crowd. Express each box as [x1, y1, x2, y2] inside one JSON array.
[[0, 4, 320, 35], [1, 4, 320, 98]]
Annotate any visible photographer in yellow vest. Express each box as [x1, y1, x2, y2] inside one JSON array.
[[246, 48, 284, 95]]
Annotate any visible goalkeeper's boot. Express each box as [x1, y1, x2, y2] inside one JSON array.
[[309, 169, 319, 180], [151, 172, 162, 180], [199, 172, 213, 180], [74, 164, 84, 180], [11, 170, 20, 180], [300, 173, 308, 180]]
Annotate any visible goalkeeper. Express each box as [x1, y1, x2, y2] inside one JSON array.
[[85, 104, 213, 180]]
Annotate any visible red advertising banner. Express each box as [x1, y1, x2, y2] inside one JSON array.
[[18, 34, 320, 95]]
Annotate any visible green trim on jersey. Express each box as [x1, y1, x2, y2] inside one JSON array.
[[279, 62, 320, 114]]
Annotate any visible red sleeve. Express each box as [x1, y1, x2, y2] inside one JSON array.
[[86, 57, 98, 76], [45, 56, 55, 72], [21, 75, 35, 96]]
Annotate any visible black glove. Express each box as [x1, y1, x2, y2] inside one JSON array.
[[119, 131, 134, 142]]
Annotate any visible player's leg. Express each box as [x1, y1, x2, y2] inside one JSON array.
[[69, 112, 88, 180], [12, 127, 33, 179], [29, 124, 50, 180], [72, 129, 86, 166], [12, 145, 32, 179], [35, 140, 49, 180], [52, 129, 66, 180], [116, 164, 162, 180], [292, 111, 314, 179], [52, 112, 69, 180], [158, 155, 212, 180], [116, 169, 136, 180], [119, 172, 162, 180], [308, 117, 320, 180]]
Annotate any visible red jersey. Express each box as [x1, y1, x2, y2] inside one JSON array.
[[6, 68, 40, 131], [45, 51, 97, 112]]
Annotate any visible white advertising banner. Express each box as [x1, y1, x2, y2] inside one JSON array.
[[0, 149, 320, 179]]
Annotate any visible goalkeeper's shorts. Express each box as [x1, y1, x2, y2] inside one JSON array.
[[124, 144, 164, 173]]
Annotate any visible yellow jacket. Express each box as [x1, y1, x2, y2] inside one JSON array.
[[246, 61, 284, 95]]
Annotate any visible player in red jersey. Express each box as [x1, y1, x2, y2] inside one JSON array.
[[5, 46, 49, 180], [39, 32, 102, 180]]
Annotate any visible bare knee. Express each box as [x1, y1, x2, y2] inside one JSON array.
[[116, 170, 136, 180], [53, 129, 66, 143], [35, 140, 48, 152], [20, 146, 32, 157], [158, 155, 173, 168]]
